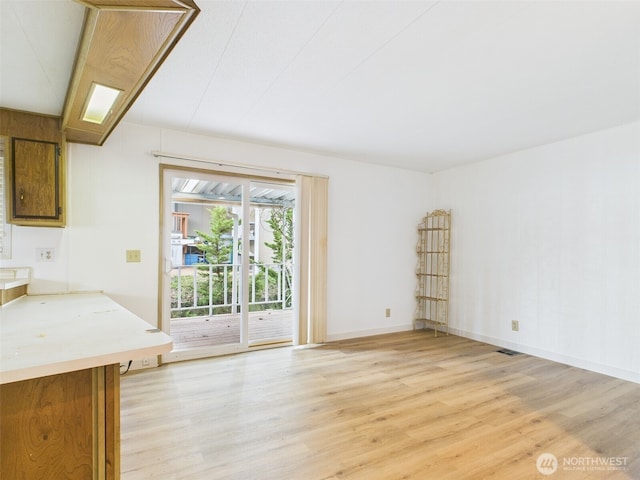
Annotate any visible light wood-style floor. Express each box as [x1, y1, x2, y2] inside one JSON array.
[[120, 331, 640, 479]]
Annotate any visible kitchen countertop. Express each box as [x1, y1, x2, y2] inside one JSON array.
[[0, 277, 29, 290], [0, 267, 31, 291], [0, 292, 173, 384]]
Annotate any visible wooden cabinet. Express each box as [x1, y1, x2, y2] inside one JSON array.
[[11, 138, 61, 221], [0, 365, 120, 480], [0, 108, 65, 227]]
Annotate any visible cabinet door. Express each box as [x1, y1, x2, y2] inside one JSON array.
[[0, 369, 94, 479], [0, 365, 120, 480], [11, 137, 60, 220]]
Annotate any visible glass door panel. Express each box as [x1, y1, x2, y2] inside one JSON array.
[[161, 170, 296, 362], [247, 181, 295, 346], [161, 170, 248, 361]]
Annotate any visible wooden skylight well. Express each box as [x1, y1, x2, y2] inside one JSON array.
[[62, 0, 200, 145]]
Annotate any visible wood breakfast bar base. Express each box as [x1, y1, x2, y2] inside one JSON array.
[[0, 293, 173, 480], [1, 365, 120, 479]]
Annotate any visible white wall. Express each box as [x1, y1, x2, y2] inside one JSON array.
[[5, 122, 431, 340], [2, 124, 164, 322], [432, 121, 640, 383], [159, 128, 432, 339], [8, 118, 637, 382]]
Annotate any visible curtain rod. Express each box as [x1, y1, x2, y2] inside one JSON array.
[[151, 151, 328, 179]]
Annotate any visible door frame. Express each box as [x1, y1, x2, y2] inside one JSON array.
[[158, 164, 298, 363]]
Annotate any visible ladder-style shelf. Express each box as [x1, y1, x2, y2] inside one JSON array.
[[414, 209, 451, 336]]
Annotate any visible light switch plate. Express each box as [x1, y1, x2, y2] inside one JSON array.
[[126, 249, 141, 263]]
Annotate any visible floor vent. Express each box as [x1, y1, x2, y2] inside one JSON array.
[[496, 348, 521, 356]]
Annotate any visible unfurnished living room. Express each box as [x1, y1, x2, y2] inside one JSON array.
[[0, 1, 639, 479]]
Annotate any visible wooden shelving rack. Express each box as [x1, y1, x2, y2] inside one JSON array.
[[414, 209, 451, 336]]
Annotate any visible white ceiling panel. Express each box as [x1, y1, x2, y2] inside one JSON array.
[[130, 1, 249, 130], [187, 1, 343, 131], [0, 0, 84, 115], [235, 1, 437, 139], [1, 0, 639, 172]]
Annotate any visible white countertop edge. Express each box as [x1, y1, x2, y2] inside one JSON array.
[[0, 278, 30, 290], [0, 342, 172, 384], [0, 292, 174, 385]]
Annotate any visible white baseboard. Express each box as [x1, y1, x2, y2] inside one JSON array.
[[448, 327, 640, 384], [326, 323, 414, 342]]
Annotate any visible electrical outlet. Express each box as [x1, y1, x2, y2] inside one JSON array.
[[126, 249, 141, 263], [36, 248, 55, 262], [511, 320, 519, 332], [385, 308, 391, 318]]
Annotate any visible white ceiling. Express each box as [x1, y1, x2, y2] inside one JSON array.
[[1, 1, 639, 173]]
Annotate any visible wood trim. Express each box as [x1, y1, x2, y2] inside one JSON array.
[[93, 367, 107, 480], [0, 108, 61, 142], [105, 364, 121, 480], [92, 365, 120, 480], [77, 0, 194, 8], [63, 1, 200, 145]]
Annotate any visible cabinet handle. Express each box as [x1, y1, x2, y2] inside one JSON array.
[[19, 189, 25, 204]]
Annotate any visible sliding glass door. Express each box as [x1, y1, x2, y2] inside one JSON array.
[[160, 167, 295, 362]]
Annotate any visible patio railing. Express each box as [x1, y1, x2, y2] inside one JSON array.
[[171, 262, 292, 318]]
